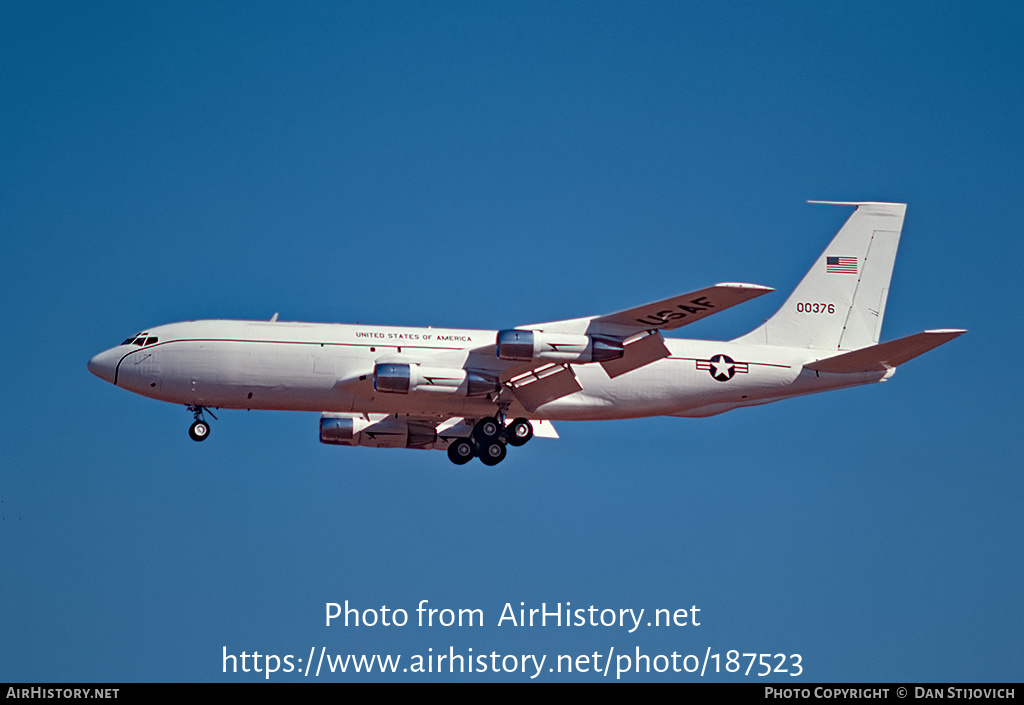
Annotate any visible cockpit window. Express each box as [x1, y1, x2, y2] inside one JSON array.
[[121, 333, 156, 346]]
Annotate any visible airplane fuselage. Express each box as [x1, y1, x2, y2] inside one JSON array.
[[88, 318, 887, 422]]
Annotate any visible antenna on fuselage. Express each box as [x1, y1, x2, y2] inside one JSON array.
[[269, 312, 279, 322]]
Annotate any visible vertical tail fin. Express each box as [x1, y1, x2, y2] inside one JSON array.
[[735, 201, 906, 351]]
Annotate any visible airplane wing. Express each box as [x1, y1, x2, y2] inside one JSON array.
[[804, 329, 966, 373], [599, 330, 673, 378], [589, 282, 774, 332], [505, 363, 583, 412], [499, 283, 775, 404], [339, 283, 775, 411], [527, 283, 773, 336]]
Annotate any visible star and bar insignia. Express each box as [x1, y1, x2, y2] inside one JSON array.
[[696, 354, 749, 381]]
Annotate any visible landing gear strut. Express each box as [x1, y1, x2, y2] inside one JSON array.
[[187, 405, 217, 442]]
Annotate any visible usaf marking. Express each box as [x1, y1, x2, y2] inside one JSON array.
[[635, 296, 715, 327]]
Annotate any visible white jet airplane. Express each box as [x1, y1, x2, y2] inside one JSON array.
[[88, 202, 964, 466]]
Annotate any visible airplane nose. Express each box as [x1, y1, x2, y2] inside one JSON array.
[[87, 348, 119, 385]]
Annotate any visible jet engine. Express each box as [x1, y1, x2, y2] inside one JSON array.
[[495, 330, 624, 363], [372, 363, 499, 397], [320, 413, 437, 449]]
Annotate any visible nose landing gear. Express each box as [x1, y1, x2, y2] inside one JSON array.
[[186, 405, 217, 442], [189, 420, 210, 441]]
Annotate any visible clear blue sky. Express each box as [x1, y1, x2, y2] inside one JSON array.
[[3, 1, 1021, 682]]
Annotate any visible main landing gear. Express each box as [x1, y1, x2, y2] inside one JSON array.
[[446, 417, 533, 466], [187, 405, 217, 442]]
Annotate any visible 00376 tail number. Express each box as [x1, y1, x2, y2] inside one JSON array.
[[795, 302, 834, 314]]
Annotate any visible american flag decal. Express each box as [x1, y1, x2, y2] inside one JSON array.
[[826, 256, 857, 274]]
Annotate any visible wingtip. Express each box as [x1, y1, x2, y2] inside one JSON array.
[[807, 200, 907, 207], [715, 282, 775, 292]]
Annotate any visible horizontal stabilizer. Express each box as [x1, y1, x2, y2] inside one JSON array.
[[804, 329, 966, 373], [592, 283, 773, 331]]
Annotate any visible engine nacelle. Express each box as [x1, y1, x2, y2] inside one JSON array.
[[495, 330, 624, 363], [320, 414, 437, 449], [373, 363, 499, 397]]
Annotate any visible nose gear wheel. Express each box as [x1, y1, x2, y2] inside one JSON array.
[[186, 405, 217, 442]]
